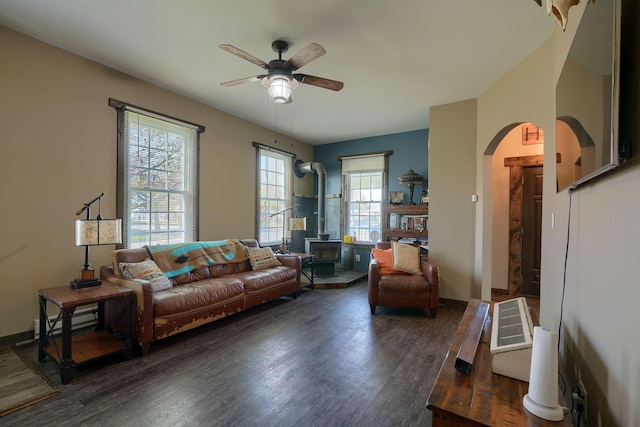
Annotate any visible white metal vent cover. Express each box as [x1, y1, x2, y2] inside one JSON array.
[[490, 296, 534, 354]]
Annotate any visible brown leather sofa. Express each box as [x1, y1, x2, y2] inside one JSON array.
[[100, 239, 301, 355], [368, 242, 440, 317]]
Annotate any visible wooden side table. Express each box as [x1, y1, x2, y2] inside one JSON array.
[[38, 282, 134, 384]]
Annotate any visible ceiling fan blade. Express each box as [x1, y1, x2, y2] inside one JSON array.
[[284, 42, 326, 70], [219, 44, 270, 70], [295, 74, 344, 92], [220, 76, 262, 87]]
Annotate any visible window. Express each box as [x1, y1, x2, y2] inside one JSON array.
[[256, 144, 293, 246], [111, 99, 204, 248], [342, 154, 388, 243]]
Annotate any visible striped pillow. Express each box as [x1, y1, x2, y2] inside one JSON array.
[[119, 258, 172, 292], [247, 247, 282, 270]]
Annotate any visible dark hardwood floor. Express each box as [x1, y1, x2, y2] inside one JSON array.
[[5, 280, 466, 427]]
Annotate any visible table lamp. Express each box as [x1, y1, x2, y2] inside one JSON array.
[[72, 193, 122, 289], [288, 217, 307, 252], [269, 204, 300, 254]]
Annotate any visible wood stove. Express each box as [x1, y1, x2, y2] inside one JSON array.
[[305, 238, 342, 276]]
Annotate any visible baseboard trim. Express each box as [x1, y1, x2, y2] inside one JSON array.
[[0, 330, 34, 346], [439, 298, 468, 309], [491, 288, 509, 295]]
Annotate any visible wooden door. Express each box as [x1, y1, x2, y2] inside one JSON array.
[[505, 155, 547, 296], [521, 166, 543, 296]]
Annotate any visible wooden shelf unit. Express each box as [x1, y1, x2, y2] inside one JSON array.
[[382, 204, 429, 243], [42, 331, 127, 365]]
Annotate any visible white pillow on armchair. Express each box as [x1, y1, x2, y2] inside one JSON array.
[[391, 242, 422, 275]]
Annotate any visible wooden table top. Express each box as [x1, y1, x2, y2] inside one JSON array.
[[39, 282, 132, 308], [426, 298, 572, 426]]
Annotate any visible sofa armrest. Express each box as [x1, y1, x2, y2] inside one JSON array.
[[100, 265, 154, 352], [420, 260, 440, 309], [276, 254, 302, 287], [368, 256, 380, 306]]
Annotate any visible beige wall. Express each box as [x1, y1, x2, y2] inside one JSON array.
[[428, 99, 479, 301], [0, 26, 313, 338], [479, 3, 639, 424], [431, 2, 639, 423]]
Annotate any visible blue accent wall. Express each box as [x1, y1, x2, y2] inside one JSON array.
[[313, 129, 429, 196]]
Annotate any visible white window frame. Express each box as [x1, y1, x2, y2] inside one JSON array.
[[255, 143, 293, 246], [341, 153, 389, 243], [110, 99, 204, 248]]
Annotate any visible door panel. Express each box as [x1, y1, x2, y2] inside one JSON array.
[[521, 166, 543, 296]]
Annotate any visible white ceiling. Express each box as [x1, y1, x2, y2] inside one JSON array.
[[0, 0, 556, 145]]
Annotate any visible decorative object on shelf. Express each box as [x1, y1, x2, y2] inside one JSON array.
[[546, 0, 580, 31], [389, 191, 404, 205], [73, 192, 122, 289], [398, 168, 424, 205], [269, 204, 300, 254], [420, 189, 429, 205]]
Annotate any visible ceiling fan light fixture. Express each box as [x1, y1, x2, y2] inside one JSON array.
[[262, 75, 298, 104]]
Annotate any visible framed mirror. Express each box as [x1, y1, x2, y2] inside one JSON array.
[[555, 0, 622, 191]]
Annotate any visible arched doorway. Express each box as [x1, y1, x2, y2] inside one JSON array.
[[484, 122, 546, 297]]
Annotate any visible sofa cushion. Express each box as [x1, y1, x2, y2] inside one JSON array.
[[378, 274, 431, 295], [246, 246, 282, 270], [392, 242, 422, 275], [153, 277, 245, 317], [233, 266, 297, 293], [372, 248, 409, 275], [119, 258, 172, 292]]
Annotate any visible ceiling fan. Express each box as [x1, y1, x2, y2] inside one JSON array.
[[219, 40, 344, 104]]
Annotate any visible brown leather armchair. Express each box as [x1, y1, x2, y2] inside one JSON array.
[[368, 243, 440, 317]]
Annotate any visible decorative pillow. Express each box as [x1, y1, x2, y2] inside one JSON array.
[[119, 258, 172, 292], [392, 242, 423, 275], [371, 248, 409, 275], [247, 246, 282, 270]]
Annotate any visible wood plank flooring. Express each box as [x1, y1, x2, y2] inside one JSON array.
[[5, 280, 465, 427]]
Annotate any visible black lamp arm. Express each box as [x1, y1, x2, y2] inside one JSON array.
[[269, 204, 300, 217], [75, 192, 104, 217]]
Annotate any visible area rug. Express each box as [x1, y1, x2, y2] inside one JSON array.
[[0, 345, 58, 416]]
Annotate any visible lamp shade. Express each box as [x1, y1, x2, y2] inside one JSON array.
[[262, 75, 298, 104], [289, 217, 307, 231], [75, 219, 122, 246], [398, 168, 424, 185]]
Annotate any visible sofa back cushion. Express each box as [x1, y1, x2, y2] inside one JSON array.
[[112, 241, 254, 286], [113, 247, 151, 275]]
